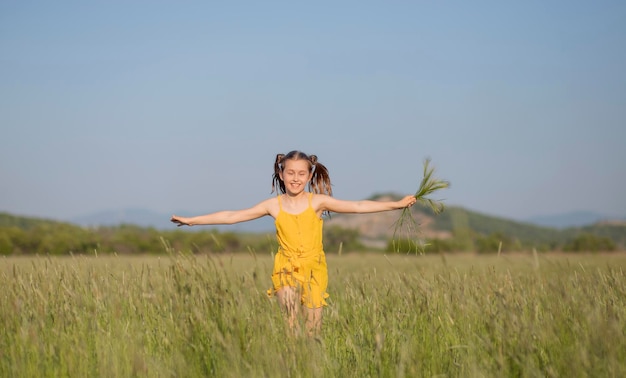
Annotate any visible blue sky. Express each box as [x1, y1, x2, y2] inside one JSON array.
[[1, 1, 625, 224]]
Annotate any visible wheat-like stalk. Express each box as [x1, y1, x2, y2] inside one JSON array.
[[392, 158, 450, 253]]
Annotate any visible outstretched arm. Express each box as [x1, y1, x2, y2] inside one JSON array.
[[317, 194, 416, 214], [171, 198, 274, 227]]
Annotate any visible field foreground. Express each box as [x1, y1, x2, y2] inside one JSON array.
[[1, 252, 625, 377]]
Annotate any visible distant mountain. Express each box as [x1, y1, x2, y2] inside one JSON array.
[[326, 202, 563, 246], [69, 208, 276, 232], [524, 211, 625, 229], [325, 194, 626, 249], [67, 205, 625, 237], [4, 198, 625, 251], [0, 211, 75, 230]]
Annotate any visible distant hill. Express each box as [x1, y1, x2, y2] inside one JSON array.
[[0, 212, 75, 230], [324, 194, 626, 250], [326, 203, 561, 246], [59, 192, 626, 234], [4, 195, 625, 251]]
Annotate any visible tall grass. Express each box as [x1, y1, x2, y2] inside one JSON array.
[[1, 252, 625, 377]]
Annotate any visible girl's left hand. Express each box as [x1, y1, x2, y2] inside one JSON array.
[[400, 195, 417, 208]]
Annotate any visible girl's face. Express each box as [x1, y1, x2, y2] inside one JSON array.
[[279, 159, 312, 195]]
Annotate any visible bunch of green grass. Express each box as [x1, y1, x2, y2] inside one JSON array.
[[392, 158, 450, 253]]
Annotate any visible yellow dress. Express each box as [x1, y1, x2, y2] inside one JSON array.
[[267, 193, 329, 308]]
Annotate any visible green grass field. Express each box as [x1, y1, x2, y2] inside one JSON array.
[[2, 252, 625, 377]]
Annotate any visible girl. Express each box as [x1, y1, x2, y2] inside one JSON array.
[[171, 150, 416, 335]]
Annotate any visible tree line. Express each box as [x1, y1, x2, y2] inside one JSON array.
[[0, 215, 619, 256]]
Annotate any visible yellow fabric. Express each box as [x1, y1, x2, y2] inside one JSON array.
[[267, 193, 329, 308]]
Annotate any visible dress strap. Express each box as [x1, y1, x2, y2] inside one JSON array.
[[277, 194, 283, 210], [308, 192, 313, 207]]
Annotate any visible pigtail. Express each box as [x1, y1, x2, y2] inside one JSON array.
[[308, 155, 333, 197], [272, 154, 286, 194]]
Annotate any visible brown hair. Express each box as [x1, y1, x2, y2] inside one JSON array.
[[272, 150, 333, 197]]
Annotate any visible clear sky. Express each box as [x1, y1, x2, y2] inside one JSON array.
[[1, 1, 625, 223]]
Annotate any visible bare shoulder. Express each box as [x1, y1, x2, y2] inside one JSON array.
[[312, 193, 347, 212], [311, 193, 331, 205], [258, 196, 280, 218]]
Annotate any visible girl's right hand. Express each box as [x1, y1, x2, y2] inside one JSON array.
[[170, 215, 190, 227]]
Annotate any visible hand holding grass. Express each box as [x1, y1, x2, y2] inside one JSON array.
[[399, 195, 418, 208]]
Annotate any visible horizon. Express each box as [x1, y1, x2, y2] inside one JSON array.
[[5, 202, 624, 233], [2, 2, 625, 223]]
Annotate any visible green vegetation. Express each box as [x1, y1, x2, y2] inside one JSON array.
[[562, 233, 616, 252], [0, 212, 276, 256], [432, 207, 565, 251], [323, 225, 366, 253], [1, 209, 625, 256], [426, 207, 623, 253], [2, 253, 625, 377], [383, 205, 624, 254]]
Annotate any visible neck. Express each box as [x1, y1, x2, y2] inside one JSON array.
[[283, 191, 307, 201]]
